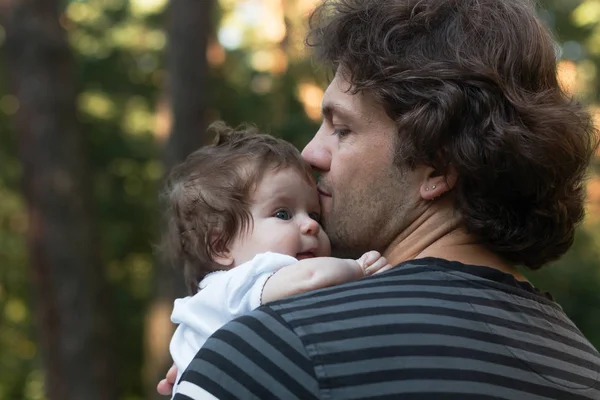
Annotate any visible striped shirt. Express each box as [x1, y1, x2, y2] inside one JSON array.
[[173, 257, 600, 399]]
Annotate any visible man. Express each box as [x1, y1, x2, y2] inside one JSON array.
[[163, 0, 600, 398]]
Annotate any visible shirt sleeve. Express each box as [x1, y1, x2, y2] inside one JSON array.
[[169, 252, 298, 394], [173, 306, 320, 400]]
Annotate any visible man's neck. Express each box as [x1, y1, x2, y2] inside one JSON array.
[[383, 197, 528, 282]]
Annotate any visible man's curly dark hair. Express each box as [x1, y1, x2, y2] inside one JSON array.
[[307, 0, 599, 269]]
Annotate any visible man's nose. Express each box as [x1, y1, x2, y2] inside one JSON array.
[[301, 130, 331, 173]]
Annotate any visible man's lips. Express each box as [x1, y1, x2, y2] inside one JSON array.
[[317, 186, 331, 197]]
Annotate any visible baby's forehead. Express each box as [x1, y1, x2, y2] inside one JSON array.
[[260, 165, 315, 186], [252, 167, 319, 204]]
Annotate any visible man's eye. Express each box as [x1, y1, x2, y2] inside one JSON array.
[[274, 210, 292, 220], [333, 128, 351, 137], [309, 212, 320, 221]]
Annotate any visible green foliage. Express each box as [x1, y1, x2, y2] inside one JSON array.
[[0, 44, 34, 399], [528, 227, 600, 346]]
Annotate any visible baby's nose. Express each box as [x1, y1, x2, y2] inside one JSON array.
[[301, 217, 320, 236]]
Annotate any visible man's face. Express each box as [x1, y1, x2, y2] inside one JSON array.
[[302, 72, 425, 258]]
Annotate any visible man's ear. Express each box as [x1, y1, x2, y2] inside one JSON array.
[[419, 164, 458, 201]]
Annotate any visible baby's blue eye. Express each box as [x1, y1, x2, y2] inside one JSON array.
[[309, 212, 320, 221], [275, 210, 292, 220]]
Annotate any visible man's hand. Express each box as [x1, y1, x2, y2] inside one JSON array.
[[156, 364, 177, 396]]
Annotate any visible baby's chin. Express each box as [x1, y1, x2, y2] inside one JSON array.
[[295, 251, 317, 260]]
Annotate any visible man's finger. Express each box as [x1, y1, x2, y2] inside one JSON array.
[[166, 364, 178, 384], [157, 379, 174, 396]]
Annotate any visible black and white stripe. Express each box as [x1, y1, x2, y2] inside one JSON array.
[[175, 258, 600, 399]]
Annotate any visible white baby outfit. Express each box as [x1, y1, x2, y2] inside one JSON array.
[[169, 252, 298, 395]]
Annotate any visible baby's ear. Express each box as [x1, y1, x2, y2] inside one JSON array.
[[211, 251, 233, 267], [209, 231, 234, 267]]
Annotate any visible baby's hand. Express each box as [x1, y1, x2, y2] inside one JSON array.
[[356, 251, 394, 276], [262, 252, 394, 304]]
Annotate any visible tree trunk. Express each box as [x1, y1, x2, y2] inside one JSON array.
[[165, 0, 213, 168], [144, 0, 213, 397], [3, 1, 116, 399]]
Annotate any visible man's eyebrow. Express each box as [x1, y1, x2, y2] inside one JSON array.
[[321, 103, 355, 122]]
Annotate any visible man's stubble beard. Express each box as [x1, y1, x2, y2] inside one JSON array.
[[322, 168, 410, 259]]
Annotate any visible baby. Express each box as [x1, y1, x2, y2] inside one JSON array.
[[161, 121, 392, 394]]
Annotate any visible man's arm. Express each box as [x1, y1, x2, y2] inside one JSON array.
[[173, 307, 320, 400]]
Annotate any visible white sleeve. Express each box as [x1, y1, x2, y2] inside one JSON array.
[[169, 252, 297, 392]]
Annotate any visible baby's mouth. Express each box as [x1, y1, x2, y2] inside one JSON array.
[[296, 251, 316, 260]]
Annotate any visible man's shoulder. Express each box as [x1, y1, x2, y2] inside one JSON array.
[[265, 257, 450, 313], [257, 258, 600, 400], [178, 258, 600, 400], [260, 256, 559, 340], [265, 256, 555, 313]]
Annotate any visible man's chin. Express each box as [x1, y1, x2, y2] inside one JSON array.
[[318, 193, 332, 208], [329, 245, 362, 259]]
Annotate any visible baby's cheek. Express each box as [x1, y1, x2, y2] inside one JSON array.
[[318, 231, 332, 257], [265, 230, 296, 253]]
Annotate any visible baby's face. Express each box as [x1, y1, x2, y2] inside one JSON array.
[[228, 167, 331, 266]]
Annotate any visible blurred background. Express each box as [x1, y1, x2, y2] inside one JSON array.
[[0, 0, 597, 399]]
